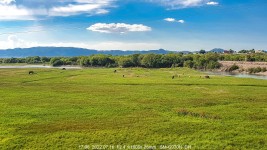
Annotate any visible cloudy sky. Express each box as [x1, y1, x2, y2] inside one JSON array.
[[0, 0, 267, 51]]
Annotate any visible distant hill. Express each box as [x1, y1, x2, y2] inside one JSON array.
[[0, 47, 98, 58], [0, 47, 177, 58], [210, 48, 225, 53], [0, 47, 229, 58]]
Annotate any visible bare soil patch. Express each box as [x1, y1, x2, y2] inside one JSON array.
[[219, 61, 267, 75]]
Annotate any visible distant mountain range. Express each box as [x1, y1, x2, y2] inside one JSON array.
[[2, 47, 261, 58], [0, 47, 191, 58]]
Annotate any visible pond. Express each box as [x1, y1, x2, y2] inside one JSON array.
[[204, 71, 267, 80], [0, 65, 82, 69]]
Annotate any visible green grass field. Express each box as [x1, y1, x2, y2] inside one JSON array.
[[0, 68, 266, 149]]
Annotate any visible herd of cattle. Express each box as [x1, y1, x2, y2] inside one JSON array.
[[28, 69, 210, 79]]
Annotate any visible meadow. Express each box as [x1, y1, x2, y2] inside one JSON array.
[[0, 68, 266, 149]]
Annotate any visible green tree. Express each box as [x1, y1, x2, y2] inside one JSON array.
[[50, 57, 64, 66], [183, 60, 194, 68], [41, 57, 50, 63], [199, 50, 206, 54], [118, 57, 135, 68], [141, 54, 162, 68]]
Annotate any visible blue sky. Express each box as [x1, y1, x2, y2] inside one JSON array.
[[0, 0, 267, 51]]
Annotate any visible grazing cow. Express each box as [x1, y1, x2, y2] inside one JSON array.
[[114, 70, 117, 73], [123, 75, 125, 77], [62, 68, 66, 70], [172, 76, 175, 79], [204, 75, 210, 79], [29, 71, 34, 74]]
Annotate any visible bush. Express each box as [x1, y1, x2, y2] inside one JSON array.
[[248, 67, 266, 73], [226, 64, 239, 72], [52, 60, 64, 66], [118, 57, 135, 68], [50, 58, 64, 66], [255, 67, 262, 73], [206, 61, 221, 69], [183, 60, 194, 68], [79, 57, 90, 67]]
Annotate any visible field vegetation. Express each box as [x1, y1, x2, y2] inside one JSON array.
[[0, 68, 267, 149]]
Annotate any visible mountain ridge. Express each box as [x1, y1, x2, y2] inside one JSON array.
[[0, 47, 187, 58]]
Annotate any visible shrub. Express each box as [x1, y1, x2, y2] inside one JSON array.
[[206, 61, 222, 69], [255, 67, 262, 73], [226, 64, 239, 72], [118, 57, 135, 68], [248, 67, 266, 73], [183, 60, 194, 68], [52, 60, 64, 66], [248, 68, 254, 74], [50, 58, 64, 66]]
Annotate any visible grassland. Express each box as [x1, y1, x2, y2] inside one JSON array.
[[0, 68, 266, 149]]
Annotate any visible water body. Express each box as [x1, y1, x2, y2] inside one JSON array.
[[0, 65, 81, 69], [205, 71, 267, 80]]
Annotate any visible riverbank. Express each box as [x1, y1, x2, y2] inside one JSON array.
[[218, 61, 267, 75]]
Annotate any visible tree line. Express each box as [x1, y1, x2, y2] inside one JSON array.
[[1, 53, 267, 69]]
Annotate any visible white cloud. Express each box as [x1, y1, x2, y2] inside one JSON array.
[[164, 18, 185, 23], [206, 1, 219, 5], [0, 1, 35, 20], [0, 36, 161, 50], [40, 41, 161, 50], [0, 0, 219, 20], [49, 0, 114, 16], [49, 0, 116, 17], [0, 35, 37, 49], [0, 0, 115, 20], [90, 41, 161, 50], [0, 6, 35, 21], [87, 23, 152, 33], [150, 0, 218, 9], [164, 18, 176, 22], [150, 0, 207, 9], [177, 20, 185, 23], [0, 0, 15, 5]]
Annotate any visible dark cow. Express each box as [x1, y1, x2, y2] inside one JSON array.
[[29, 71, 34, 74], [62, 68, 66, 70], [172, 76, 175, 79], [114, 70, 117, 73], [123, 75, 125, 77], [204, 75, 210, 79]]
